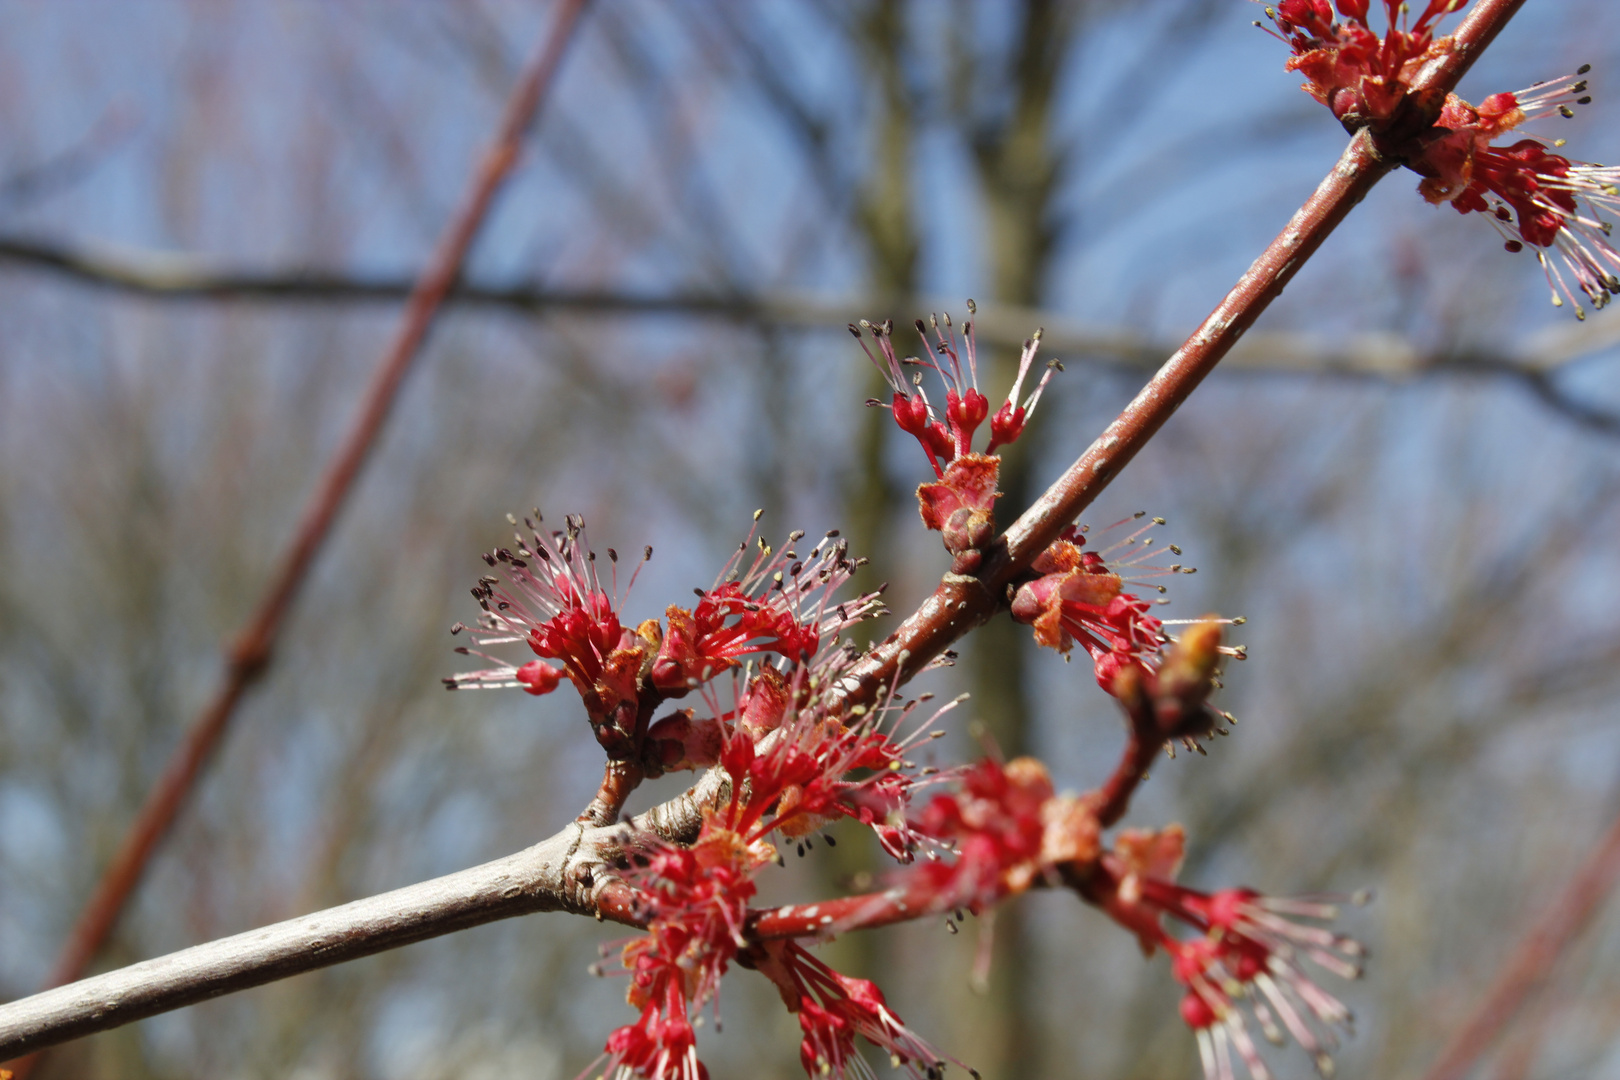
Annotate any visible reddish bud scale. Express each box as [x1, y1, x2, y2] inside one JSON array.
[[1265, 0, 1460, 128]]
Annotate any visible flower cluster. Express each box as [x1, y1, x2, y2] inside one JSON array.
[[1410, 75, 1620, 318], [594, 825, 767, 1080], [590, 650, 971, 1079], [1264, 1, 1620, 318], [909, 756, 1098, 912], [451, 282, 1360, 1079], [1260, 0, 1460, 129], [852, 310, 1057, 570], [755, 941, 961, 1080], [1008, 517, 1243, 737], [1082, 825, 1366, 1080], [446, 512, 882, 759]]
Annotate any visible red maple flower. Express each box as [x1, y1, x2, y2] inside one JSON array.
[[594, 824, 771, 1080], [652, 524, 881, 695], [904, 757, 1104, 912], [598, 658, 966, 1076], [1264, 3, 1620, 320], [648, 629, 961, 846], [755, 941, 962, 1080], [1406, 73, 1620, 318], [597, 990, 707, 1080], [910, 757, 1059, 910], [1011, 518, 1245, 704], [1260, 0, 1460, 128], [1009, 519, 1174, 691], [851, 308, 1055, 479], [1087, 825, 1367, 1080], [709, 657, 961, 854], [445, 514, 641, 714]]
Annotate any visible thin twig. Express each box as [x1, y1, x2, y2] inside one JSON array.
[[9, 0, 591, 1070], [1420, 804, 1620, 1080]]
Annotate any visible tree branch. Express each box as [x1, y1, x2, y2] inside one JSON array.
[[0, 822, 637, 1061]]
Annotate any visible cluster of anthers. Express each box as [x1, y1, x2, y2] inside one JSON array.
[[449, 311, 1366, 1080], [1262, 0, 1620, 318]]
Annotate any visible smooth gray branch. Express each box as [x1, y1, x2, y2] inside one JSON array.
[[0, 822, 628, 1059], [0, 747, 741, 1060]]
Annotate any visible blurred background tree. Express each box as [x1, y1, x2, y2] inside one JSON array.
[[2, 2, 1620, 1078]]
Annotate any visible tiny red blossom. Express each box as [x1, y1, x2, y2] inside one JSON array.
[[445, 514, 643, 724], [1406, 73, 1620, 318], [851, 310, 1055, 479], [651, 526, 881, 695], [755, 941, 963, 1080], [1085, 825, 1367, 1080], [1261, 0, 1460, 127]]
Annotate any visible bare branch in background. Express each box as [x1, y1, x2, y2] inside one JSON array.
[[1420, 808, 1620, 1080], [2, 233, 1617, 388]]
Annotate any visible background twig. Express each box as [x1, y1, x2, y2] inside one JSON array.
[[1420, 805, 1620, 1080]]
